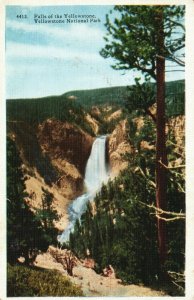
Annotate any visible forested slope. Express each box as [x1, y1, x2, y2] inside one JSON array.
[[67, 112, 185, 296], [6, 80, 185, 296], [7, 80, 184, 121]]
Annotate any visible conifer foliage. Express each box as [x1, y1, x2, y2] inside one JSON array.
[[7, 137, 58, 264], [69, 175, 159, 285], [100, 4, 185, 275], [68, 116, 185, 294]]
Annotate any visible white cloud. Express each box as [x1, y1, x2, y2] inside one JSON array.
[[6, 41, 103, 63], [6, 19, 103, 42]]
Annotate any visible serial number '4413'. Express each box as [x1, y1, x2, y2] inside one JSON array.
[[17, 15, 27, 19]]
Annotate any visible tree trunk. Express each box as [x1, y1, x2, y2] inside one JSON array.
[[156, 8, 168, 272]]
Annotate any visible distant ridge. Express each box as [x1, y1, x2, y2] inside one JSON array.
[[7, 80, 184, 121]]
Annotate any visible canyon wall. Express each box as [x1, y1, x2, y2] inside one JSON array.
[[8, 119, 94, 231], [107, 119, 132, 177]]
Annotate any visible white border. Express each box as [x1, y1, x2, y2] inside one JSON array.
[[1, 1, 194, 299]]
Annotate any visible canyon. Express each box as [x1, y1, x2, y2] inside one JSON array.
[[8, 106, 131, 233], [8, 106, 184, 234], [7, 91, 185, 296]]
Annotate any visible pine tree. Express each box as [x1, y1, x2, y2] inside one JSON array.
[[7, 137, 58, 264], [35, 188, 59, 245], [100, 5, 185, 272]]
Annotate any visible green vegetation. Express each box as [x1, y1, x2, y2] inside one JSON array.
[[64, 86, 128, 108], [6, 80, 185, 295], [6, 4, 185, 297], [7, 137, 59, 264], [7, 96, 94, 136], [70, 176, 159, 285], [7, 121, 59, 185], [7, 264, 83, 296], [165, 80, 185, 116], [7, 80, 184, 126], [68, 115, 185, 295], [64, 80, 184, 117], [100, 4, 185, 277], [37, 188, 59, 227], [100, 6, 185, 78]]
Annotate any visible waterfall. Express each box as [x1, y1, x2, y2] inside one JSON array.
[[58, 135, 109, 243]]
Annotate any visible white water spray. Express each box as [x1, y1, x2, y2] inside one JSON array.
[[58, 135, 109, 243]]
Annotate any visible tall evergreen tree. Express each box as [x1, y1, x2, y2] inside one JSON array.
[[7, 137, 27, 263], [100, 5, 185, 272], [7, 137, 58, 264], [155, 8, 167, 269], [35, 188, 59, 245]]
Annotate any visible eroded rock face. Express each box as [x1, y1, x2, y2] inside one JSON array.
[[85, 114, 99, 135], [90, 106, 101, 117], [108, 120, 132, 177], [37, 119, 94, 175], [106, 109, 122, 122], [23, 118, 94, 231]]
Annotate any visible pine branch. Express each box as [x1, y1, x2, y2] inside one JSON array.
[[158, 160, 185, 193], [156, 215, 185, 221], [167, 140, 184, 150], [167, 271, 185, 291], [166, 55, 185, 67], [134, 62, 156, 79], [156, 54, 185, 67], [158, 160, 185, 169], [165, 18, 185, 31], [134, 166, 156, 188], [165, 70, 185, 72], [139, 201, 185, 221], [168, 271, 185, 278]]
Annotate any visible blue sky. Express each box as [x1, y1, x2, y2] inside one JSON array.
[[6, 5, 185, 99]]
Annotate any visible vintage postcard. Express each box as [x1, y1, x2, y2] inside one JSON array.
[[0, 0, 194, 299]]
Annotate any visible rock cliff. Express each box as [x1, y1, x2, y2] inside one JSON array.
[[108, 119, 132, 177], [8, 118, 94, 231], [37, 119, 94, 175]]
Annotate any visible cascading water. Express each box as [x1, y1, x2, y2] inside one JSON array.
[[58, 135, 109, 243]]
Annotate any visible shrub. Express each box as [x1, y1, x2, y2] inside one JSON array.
[[7, 264, 84, 296]]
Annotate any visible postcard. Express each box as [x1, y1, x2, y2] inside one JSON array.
[[1, 0, 194, 299]]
